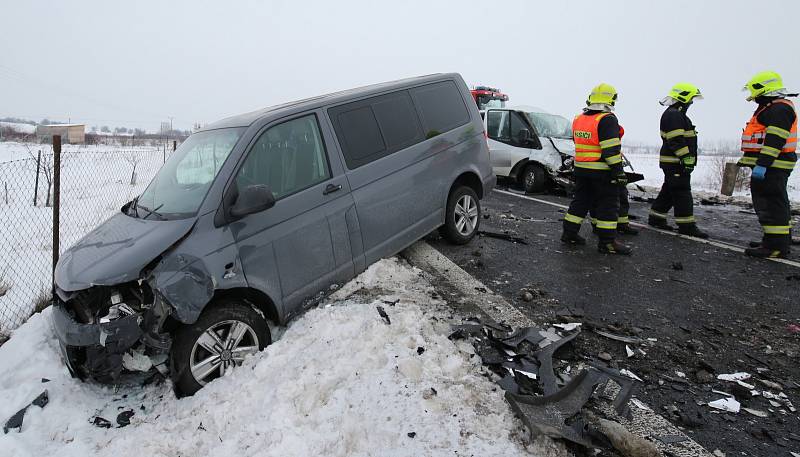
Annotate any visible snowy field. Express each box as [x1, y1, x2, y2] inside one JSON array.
[[0, 258, 562, 457], [624, 151, 800, 201], [0, 142, 164, 333]]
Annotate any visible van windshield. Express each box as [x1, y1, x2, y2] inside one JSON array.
[[525, 112, 572, 139], [132, 128, 245, 220]]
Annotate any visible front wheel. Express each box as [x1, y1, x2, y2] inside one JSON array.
[[522, 163, 548, 193], [170, 299, 270, 396], [440, 186, 481, 245]]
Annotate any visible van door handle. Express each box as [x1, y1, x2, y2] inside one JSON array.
[[323, 184, 342, 195]]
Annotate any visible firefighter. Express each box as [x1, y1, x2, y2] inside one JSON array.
[[739, 71, 797, 258], [561, 83, 632, 255], [648, 83, 708, 238]]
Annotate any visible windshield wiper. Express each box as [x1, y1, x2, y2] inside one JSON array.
[[129, 196, 141, 218], [140, 203, 166, 220]]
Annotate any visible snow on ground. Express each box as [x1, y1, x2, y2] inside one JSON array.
[[0, 258, 560, 457], [625, 152, 800, 202]]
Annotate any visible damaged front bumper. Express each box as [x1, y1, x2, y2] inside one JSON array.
[[51, 288, 172, 383]]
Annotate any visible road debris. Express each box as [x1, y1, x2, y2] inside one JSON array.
[[708, 397, 741, 413], [594, 329, 645, 344], [717, 372, 751, 382], [375, 306, 391, 325], [91, 416, 112, 429], [3, 390, 48, 434], [620, 369, 643, 382], [116, 409, 135, 427], [452, 318, 640, 450], [477, 230, 528, 245], [741, 408, 768, 418]]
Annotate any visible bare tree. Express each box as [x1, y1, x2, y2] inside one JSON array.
[[25, 144, 68, 207], [124, 151, 143, 185]]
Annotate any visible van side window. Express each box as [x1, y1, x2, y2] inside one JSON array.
[[410, 81, 470, 139], [236, 114, 330, 199], [372, 91, 424, 153], [486, 110, 510, 141], [329, 90, 424, 169]]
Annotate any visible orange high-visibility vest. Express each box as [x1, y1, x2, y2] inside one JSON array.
[[573, 112, 611, 162], [741, 99, 797, 154]]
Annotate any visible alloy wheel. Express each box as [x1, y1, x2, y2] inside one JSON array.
[[189, 320, 260, 385]]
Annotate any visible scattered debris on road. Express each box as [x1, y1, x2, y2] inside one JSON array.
[[477, 230, 528, 244], [3, 390, 48, 434], [375, 305, 391, 325], [708, 397, 741, 413], [449, 317, 647, 452]]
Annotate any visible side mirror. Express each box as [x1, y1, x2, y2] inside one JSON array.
[[230, 184, 275, 219], [516, 128, 532, 145]]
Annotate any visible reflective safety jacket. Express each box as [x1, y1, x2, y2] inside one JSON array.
[[572, 111, 623, 173], [659, 104, 697, 171], [739, 98, 797, 171]]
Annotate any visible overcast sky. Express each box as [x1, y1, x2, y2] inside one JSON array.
[[2, 0, 798, 143]]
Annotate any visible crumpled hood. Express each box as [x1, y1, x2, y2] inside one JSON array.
[[548, 138, 575, 157], [55, 212, 196, 292]]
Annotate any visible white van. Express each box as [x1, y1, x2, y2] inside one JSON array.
[[482, 105, 575, 193]]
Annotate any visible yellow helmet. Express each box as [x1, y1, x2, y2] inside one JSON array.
[[667, 82, 702, 103], [587, 83, 618, 106], [743, 71, 785, 101]]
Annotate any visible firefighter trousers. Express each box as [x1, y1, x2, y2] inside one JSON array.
[[590, 186, 630, 224], [751, 169, 792, 250], [563, 173, 620, 242], [650, 169, 695, 226]]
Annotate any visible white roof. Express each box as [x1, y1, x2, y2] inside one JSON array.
[[38, 124, 85, 128]]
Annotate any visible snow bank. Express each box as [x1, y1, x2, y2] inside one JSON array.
[[0, 259, 550, 457]]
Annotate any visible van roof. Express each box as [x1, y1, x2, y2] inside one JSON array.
[[203, 73, 460, 130]]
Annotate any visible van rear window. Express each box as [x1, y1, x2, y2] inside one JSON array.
[[410, 81, 470, 139]]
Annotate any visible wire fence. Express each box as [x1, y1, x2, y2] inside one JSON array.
[[0, 140, 168, 337]]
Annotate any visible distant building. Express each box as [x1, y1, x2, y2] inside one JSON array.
[[36, 124, 86, 144]]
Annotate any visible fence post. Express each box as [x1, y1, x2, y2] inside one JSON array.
[[52, 135, 61, 279], [4, 182, 7, 204], [720, 162, 739, 196], [163, 144, 166, 163], [172, 140, 176, 152], [33, 149, 41, 206]]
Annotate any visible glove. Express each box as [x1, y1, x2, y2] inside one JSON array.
[[610, 169, 628, 186], [681, 156, 696, 174], [751, 165, 767, 180]]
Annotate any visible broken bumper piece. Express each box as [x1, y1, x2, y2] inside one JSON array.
[[52, 302, 143, 381]]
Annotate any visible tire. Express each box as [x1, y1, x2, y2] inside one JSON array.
[[170, 298, 270, 396], [522, 163, 548, 193], [440, 185, 481, 245]]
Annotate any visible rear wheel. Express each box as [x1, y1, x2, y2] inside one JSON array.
[[440, 186, 481, 245], [521, 163, 548, 193], [170, 299, 270, 396]]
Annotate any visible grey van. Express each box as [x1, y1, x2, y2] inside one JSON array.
[[51, 73, 495, 395]]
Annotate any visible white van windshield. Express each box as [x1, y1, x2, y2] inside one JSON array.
[[133, 128, 245, 220], [525, 112, 572, 139]]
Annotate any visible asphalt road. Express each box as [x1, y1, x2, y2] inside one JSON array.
[[428, 188, 800, 457]]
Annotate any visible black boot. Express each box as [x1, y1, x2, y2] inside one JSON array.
[[617, 223, 639, 236], [748, 240, 762, 248], [561, 231, 586, 245], [677, 224, 709, 239], [647, 216, 674, 231], [598, 240, 633, 255], [745, 246, 790, 259]]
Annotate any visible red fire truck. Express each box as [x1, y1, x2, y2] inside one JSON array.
[[470, 86, 509, 110]]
